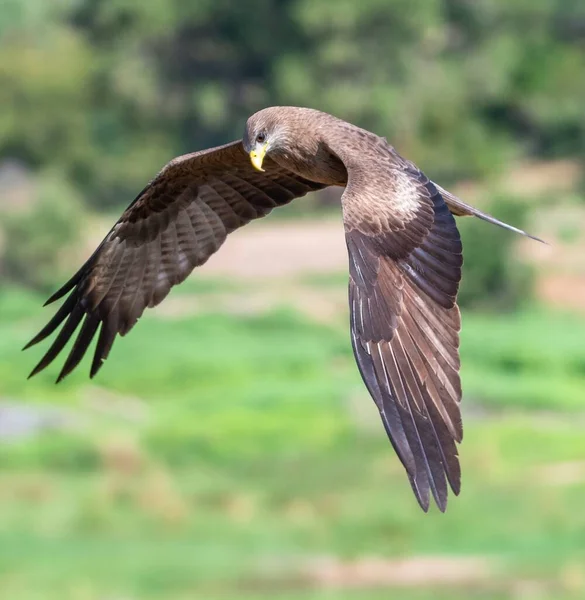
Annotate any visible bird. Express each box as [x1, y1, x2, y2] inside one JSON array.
[[25, 106, 540, 512]]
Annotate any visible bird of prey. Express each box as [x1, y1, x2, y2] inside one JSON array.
[[25, 107, 538, 512]]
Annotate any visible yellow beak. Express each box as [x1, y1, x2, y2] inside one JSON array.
[[249, 143, 268, 172]]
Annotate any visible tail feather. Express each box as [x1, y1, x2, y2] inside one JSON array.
[[435, 184, 546, 244]]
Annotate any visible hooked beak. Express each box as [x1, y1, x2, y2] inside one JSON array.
[[249, 142, 268, 172]]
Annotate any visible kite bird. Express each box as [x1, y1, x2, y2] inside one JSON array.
[[25, 107, 540, 512]]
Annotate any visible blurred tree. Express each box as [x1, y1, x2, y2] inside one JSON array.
[[457, 195, 535, 311], [286, 0, 585, 180], [0, 0, 582, 302], [0, 171, 83, 292], [1, 0, 583, 212]]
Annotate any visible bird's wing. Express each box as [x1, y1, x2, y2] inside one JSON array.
[[342, 153, 463, 512], [26, 140, 326, 381]]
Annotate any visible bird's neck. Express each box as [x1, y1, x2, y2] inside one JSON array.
[[274, 139, 347, 186]]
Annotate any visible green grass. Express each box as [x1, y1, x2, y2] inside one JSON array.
[[1, 285, 585, 599], [4, 284, 585, 415], [0, 418, 585, 599], [461, 310, 585, 411]]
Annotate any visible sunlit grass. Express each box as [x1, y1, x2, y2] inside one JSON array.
[[1, 286, 585, 599], [0, 418, 584, 599]]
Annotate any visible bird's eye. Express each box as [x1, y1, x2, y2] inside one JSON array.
[[256, 132, 266, 144]]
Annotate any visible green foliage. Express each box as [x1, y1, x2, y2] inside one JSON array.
[[457, 196, 535, 311], [2, 287, 585, 597], [1, 0, 582, 305], [7, 298, 585, 593], [1, 416, 585, 600], [1, 4, 584, 593], [461, 309, 585, 410], [1, 0, 584, 215], [2, 285, 585, 471], [0, 172, 83, 292]]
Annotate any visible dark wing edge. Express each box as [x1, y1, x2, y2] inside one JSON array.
[[346, 174, 463, 512], [25, 141, 326, 382]]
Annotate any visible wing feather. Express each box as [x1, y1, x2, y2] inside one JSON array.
[[26, 141, 325, 380], [341, 138, 463, 511]]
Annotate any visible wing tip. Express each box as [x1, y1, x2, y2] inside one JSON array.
[[23, 318, 56, 352], [44, 282, 75, 306], [55, 366, 72, 384], [415, 490, 449, 513], [27, 361, 46, 380], [22, 338, 37, 352], [410, 466, 460, 512], [89, 360, 103, 379], [409, 477, 431, 513], [435, 491, 448, 513], [43, 295, 57, 307]]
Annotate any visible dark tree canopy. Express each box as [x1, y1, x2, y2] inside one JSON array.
[[0, 0, 583, 212]]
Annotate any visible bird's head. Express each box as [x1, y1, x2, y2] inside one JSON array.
[[244, 107, 322, 172], [243, 108, 289, 172], [244, 127, 270, 173]]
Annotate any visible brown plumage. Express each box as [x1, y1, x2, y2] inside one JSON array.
[[25, 107, 539, 512]]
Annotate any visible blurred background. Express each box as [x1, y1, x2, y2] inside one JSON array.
[[1, 1, 585, 598]]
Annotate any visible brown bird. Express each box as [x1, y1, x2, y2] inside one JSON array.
[[25, 107, 539, 512]]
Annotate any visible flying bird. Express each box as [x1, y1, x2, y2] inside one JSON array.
[[25, 107, 539, 512]]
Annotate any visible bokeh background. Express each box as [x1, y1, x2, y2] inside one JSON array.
[[1, 1, 585, 599]]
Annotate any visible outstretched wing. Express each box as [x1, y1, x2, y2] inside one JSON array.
[[342, 149, 463, 512], [26, 141, 326, 381]]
